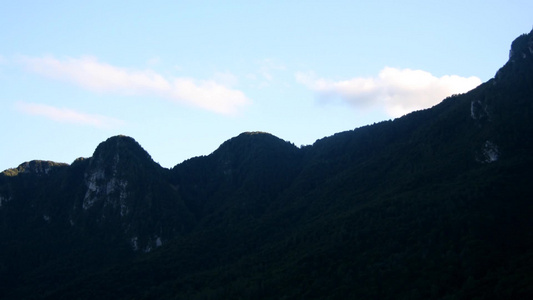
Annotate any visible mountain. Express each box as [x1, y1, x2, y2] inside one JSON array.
[[77, 135, 194, 251], [171, 132, 302, 223], [1, 29, 532, 299]]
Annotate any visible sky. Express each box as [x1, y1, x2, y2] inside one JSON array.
[[1, 1, 532, 171]]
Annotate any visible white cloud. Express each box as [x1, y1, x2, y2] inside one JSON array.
[[15, 102, 124, 129], [296, 67, 482, 117], [169, 78, 247, 114], [18, 56, 250, 115]]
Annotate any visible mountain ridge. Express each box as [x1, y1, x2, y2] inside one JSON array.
[[3, 28, 533, 175]]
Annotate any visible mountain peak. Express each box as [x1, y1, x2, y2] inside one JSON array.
[[231, 131, 281, 143], [222, 131, 292, 146], [2, 160, 68, 177], [213, 131, 298, 161], [493, 29, 533, 86], [82, 135, 160, 211], [95, 135, 143, 151], [91, 135, 154, 166], [508, 28, 533, 61], [240, 131, 273, 136]]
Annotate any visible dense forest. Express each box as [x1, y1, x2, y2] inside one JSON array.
[[0, 29, 532, 299]]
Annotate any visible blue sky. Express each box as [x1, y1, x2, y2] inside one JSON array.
[[1, 1, 532, 171]]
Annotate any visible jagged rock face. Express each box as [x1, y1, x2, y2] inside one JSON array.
[[481, 140, 499, 162], [0, 136, 194, 254], [79, 136, 147, 218], [509, 28, 533, 61], [470, 98, 490, 121], [498, 29, 533, 82], [463, 29, 533, 164], [72, 135, 194, 252], [82, 151, 130, 212]]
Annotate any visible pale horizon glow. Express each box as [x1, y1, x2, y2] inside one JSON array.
[[0, 1, 531, 171]]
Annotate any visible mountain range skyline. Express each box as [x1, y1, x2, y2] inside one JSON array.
[[2, 2, 532, 172], [1, 28, 532, 299]]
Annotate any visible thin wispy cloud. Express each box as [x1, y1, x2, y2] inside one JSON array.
[[211, 71, 240, 87], [146, 56, 161, 67], [258, 58, 286, 81], [247, 58, 287, 88], [296, 67, 482, 117], [15, 102, 124, 129], [18, 56, 250, 115]]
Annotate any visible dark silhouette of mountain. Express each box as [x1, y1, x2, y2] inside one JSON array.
[[1, 29, 532, 299], [171, 131, 302, 223]]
